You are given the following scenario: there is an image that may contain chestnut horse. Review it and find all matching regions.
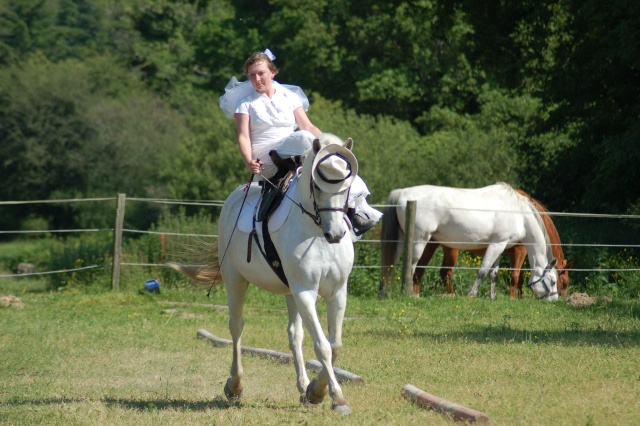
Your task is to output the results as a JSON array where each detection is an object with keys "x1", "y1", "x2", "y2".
[{"x1": 413, "y1": 190, "x2": 573, "y2": 298}]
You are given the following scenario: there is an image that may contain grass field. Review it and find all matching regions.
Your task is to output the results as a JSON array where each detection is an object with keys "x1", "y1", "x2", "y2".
[{"x1": 1, "y1": 280, "x2": 639, "y2": 425}]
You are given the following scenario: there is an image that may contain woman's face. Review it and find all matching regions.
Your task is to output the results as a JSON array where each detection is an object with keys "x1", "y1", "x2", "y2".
[{"x1": 247, "y1": 61, "x2": 275, "y2": 94}]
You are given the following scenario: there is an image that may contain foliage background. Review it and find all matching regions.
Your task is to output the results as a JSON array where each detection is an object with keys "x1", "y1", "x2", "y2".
[{"x1": 1, "y1": 0, "x2": 640, "y2": 294}]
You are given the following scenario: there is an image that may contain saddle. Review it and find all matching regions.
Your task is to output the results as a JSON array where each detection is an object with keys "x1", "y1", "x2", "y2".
[
  {"x1": 249, "y1": 150, "x2": 304, "y2": 287},
  {"x1": 256, "y1": 150, "x2": 303, "y2": 221}
]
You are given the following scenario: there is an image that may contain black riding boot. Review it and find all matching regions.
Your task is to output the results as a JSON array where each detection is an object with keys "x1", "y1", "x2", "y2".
[{"x1": 347, "y1": 207, "x2": 377, "y2": 236}]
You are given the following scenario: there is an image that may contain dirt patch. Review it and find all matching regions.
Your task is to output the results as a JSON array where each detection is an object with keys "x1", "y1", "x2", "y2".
[
  {"x1": 567, "y1": 292, "x2": 596, "y2": 308},
  {"x1": 180, "y1": 313, "x2": 206, "y2": 319},
  {"x1": 161, "y1": 308, "x2": 205, "y2": 319},
  {"x1": 1, "y1": 296, "x2": 26, "y2": 309}
]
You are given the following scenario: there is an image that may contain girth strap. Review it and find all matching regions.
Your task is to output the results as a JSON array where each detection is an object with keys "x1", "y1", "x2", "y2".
[
  {"x1": 246, "y1": 176, "x2": 290, "y2": 288},
  {"x1": 248, "y1": 223, "x2": 289, "y2": 287}
]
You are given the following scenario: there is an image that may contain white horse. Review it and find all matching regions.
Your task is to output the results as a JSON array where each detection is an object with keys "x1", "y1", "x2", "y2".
[
  {"x1": 171, "y1": 134, "x2": 357, "y2": 414},
  {"x1": 380, "y1": 183, "x2": 559, "y2": 301}
]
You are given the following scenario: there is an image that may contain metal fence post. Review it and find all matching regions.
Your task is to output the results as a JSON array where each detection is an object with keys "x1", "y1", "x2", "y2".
[
  {"x1": 111, "y1": 193, "x2": 126, "y2": 291},
  {"x1": 402, "y1": 200, "x2": 417, "y2": 297}
]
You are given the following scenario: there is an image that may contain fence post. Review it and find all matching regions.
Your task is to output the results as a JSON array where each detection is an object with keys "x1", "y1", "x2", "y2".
[
  {"x1": 402, "y1": 200, "x2": 417, "y2": 297},
  {"x1": 111, "y1": 193, "x2": 126, "y2": 291}
]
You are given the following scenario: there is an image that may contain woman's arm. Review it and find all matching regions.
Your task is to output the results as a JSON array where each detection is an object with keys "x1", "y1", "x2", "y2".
[
  {"x1": 235, "y1": 113, "x2": 263, "y2": 174},
  {"x1": 294, "y1": 107, "x2": 322, "y2": 137}
]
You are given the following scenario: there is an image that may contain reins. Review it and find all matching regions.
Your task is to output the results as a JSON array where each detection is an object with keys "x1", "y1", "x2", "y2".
[{"x1": 207, "y1": 169, "x2": 255, "y2": 297}]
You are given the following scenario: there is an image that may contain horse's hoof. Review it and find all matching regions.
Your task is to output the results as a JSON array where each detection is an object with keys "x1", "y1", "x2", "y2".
[
  {"x1": 331, "y1": 403, "x2": 352, "y2": 415},
  {"x1": 300, "y1": 394, "x2": 312, "y2": 405},
  {"x1": 224, "y1": 378, "x2": 243, "y2": 402},
  {"x1": 305, "y1": 379, "x2": 328, "y2": 405}
]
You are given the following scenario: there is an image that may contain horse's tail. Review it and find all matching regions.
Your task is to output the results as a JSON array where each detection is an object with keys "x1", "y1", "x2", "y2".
[
  {"x1": 379, "y1": 189, "x2": 403, "y2": 298},
  {"x1": 167, "y1": 242, "x2": 224, "y2": 287}
]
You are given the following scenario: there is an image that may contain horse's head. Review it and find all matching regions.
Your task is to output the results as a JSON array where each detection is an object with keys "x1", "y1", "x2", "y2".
[
  {"x1": 556, "y1": 259, "x2": 573, "y2": 298},
  {"x1": 306, "y1": 135, "x2": 358, "y2": 243},
  {"x1": 528, "y1": 258, "x2": 559, "y2": 301}
]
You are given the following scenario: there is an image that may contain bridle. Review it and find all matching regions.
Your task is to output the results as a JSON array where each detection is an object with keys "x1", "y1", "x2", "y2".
[
  {"x1": 259, "y1": 171, "x2": 350, "y2": 230},
  {"x1": 299, "y1": 179, "x2": 350, "y2": 228}
]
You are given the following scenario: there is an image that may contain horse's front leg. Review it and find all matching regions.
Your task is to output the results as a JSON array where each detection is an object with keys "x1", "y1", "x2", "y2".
[
  {"x1": 468, "y1": 242, "x2": 507, "y2": 297},
  {"x1": 489, "y1": 256, "x2": 501, "y2": 301},
  {"x1": 322, "y1": 284, "x2": 351, "y2": 413},
  {"x1": 224, "y1": 278, "x2": 249, "y2": 402},
  {"x1": 441, "y1": 246, "x2": 459, "y2": 295},
  {"x1": 284, "y1": 294, "x2": 310, "y2": 403},
  {"x1": 510, "y1": 246, "x2": 527, "y2": 299},
  {"x1": 294, "y1": 288, "x2": 351, "y2": 414}
]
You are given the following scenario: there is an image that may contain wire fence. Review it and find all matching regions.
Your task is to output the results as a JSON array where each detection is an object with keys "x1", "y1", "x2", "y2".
[{"x1": 1, "y1": 195, "x2": 639, "y2": 281}]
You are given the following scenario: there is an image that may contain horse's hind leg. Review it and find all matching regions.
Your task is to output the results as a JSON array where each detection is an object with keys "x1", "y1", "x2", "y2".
[
  {"x1": 224, "y1": 276, "x2": 249, "y2": 402},
  {"x1": 409, "y1": 240, "x2": 429, "y2": 297},
  {"x1": 285, "y1": 295, "x2": 310, "y2": 403},
  {"x1": 296, "y1": 288, "x2": 351, "y2": 414},
  {"x1": 415, "y1": 241, "x2": 439, "y2": 296}
]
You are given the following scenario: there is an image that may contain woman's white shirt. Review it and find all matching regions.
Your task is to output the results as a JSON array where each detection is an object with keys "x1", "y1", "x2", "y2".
[{"x1": 236, "y1": 84, "x2": 303, "y2": 165}]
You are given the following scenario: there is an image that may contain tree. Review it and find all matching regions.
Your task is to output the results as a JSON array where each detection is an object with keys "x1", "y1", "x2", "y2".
[
  {"x1": 0, "y1": 56, "x2": 185, "y2": 229},
  {"x1": 542, "y1": 0, "x2": 640, "y2": 213},
  {"x1": 0, "y1": 0, "x2": 117, "y2": 64}
]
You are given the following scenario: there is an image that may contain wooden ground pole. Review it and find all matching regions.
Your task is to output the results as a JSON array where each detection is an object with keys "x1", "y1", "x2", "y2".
[{"x1": 402, "y1": 384, "x2": 490, "y2": 424}]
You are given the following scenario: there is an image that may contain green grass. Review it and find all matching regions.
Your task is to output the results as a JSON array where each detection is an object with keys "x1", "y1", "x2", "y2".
[{"x1": 1, "y1": 282, "x2": 638, "y2": 425}]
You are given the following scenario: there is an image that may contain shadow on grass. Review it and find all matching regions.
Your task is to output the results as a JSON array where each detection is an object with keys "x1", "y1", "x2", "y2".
[
  {"x1": 102, "y1": 397, "x2": 233, "y2": 411},
  {"x1": 4, "y1": 396, "x2": 233, "y2": 411},
  {"x1": 361, "y1": 324, "x2": 640, "y2": 347},
  {"x1": 412, "y1": 326, "x2": 640, "y2": 347},
  {"x1": 5, "y1": 396, "x2": 305, "y2": 412}
]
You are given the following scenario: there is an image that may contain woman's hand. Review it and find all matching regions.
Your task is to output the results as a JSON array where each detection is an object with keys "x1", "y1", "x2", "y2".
[{"x1": 246, "y1": 158, "x2": 263, "y2": 175}]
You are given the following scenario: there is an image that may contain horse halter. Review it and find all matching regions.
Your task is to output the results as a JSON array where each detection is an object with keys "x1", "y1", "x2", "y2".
[{"x1": 528, "y1": 265, "x2": 558, "y2": 299}]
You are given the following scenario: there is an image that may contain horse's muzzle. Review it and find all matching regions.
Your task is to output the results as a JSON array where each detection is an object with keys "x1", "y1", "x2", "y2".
[{"x1": 324, "y1": 231, "x2": 346, "y2": 244}]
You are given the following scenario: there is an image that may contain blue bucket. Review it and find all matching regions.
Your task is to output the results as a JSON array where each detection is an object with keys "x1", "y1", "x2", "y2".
[{"x1": 144, "y1": 279, "x2": 160, "y2": 294}]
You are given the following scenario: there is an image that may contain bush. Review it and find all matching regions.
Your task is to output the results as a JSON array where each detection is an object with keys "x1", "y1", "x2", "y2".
[
  {"x1": 48, "y1": 233, "x2": 112, "y2": 292},
  {"x1": 0, "y1": 238, "x2": 60, "y2": 275},
  {"x1": 583, "y1": 248, "x2": 640, "y2": 298},
  {"x1": 348, "y1": 238, "x2": 382, "y2": 298},
  {"x1": 121, "y1": 207, "x2": 217, "y2": 291}
]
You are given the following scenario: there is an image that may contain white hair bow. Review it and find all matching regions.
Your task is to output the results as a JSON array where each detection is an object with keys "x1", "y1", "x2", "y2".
[{"x1": 264, "y1": 48, "x2": 276, "y2": 61}]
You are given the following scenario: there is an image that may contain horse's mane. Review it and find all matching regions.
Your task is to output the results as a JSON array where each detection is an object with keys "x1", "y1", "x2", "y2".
[
  {"x1": 516, "y1": 189, "x2": 564, "y2": 262},
  {"x1": 496, "y1": 182, "x2": 553, "y2": 261}
]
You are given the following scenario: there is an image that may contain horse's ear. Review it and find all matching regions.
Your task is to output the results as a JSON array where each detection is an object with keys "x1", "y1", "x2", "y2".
[
  {"x1": 565, "y1": 260, "x2": 574, "y2": 270},
  {"x1": 313, "y1": 138, "x2": 322, "y2": 154},
  {"x1": 548, "y1": 258, "x2": 558, "y2": 269},
  {"x1": 345, "y1": 137, "x2": 354, "y2": 151}
]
